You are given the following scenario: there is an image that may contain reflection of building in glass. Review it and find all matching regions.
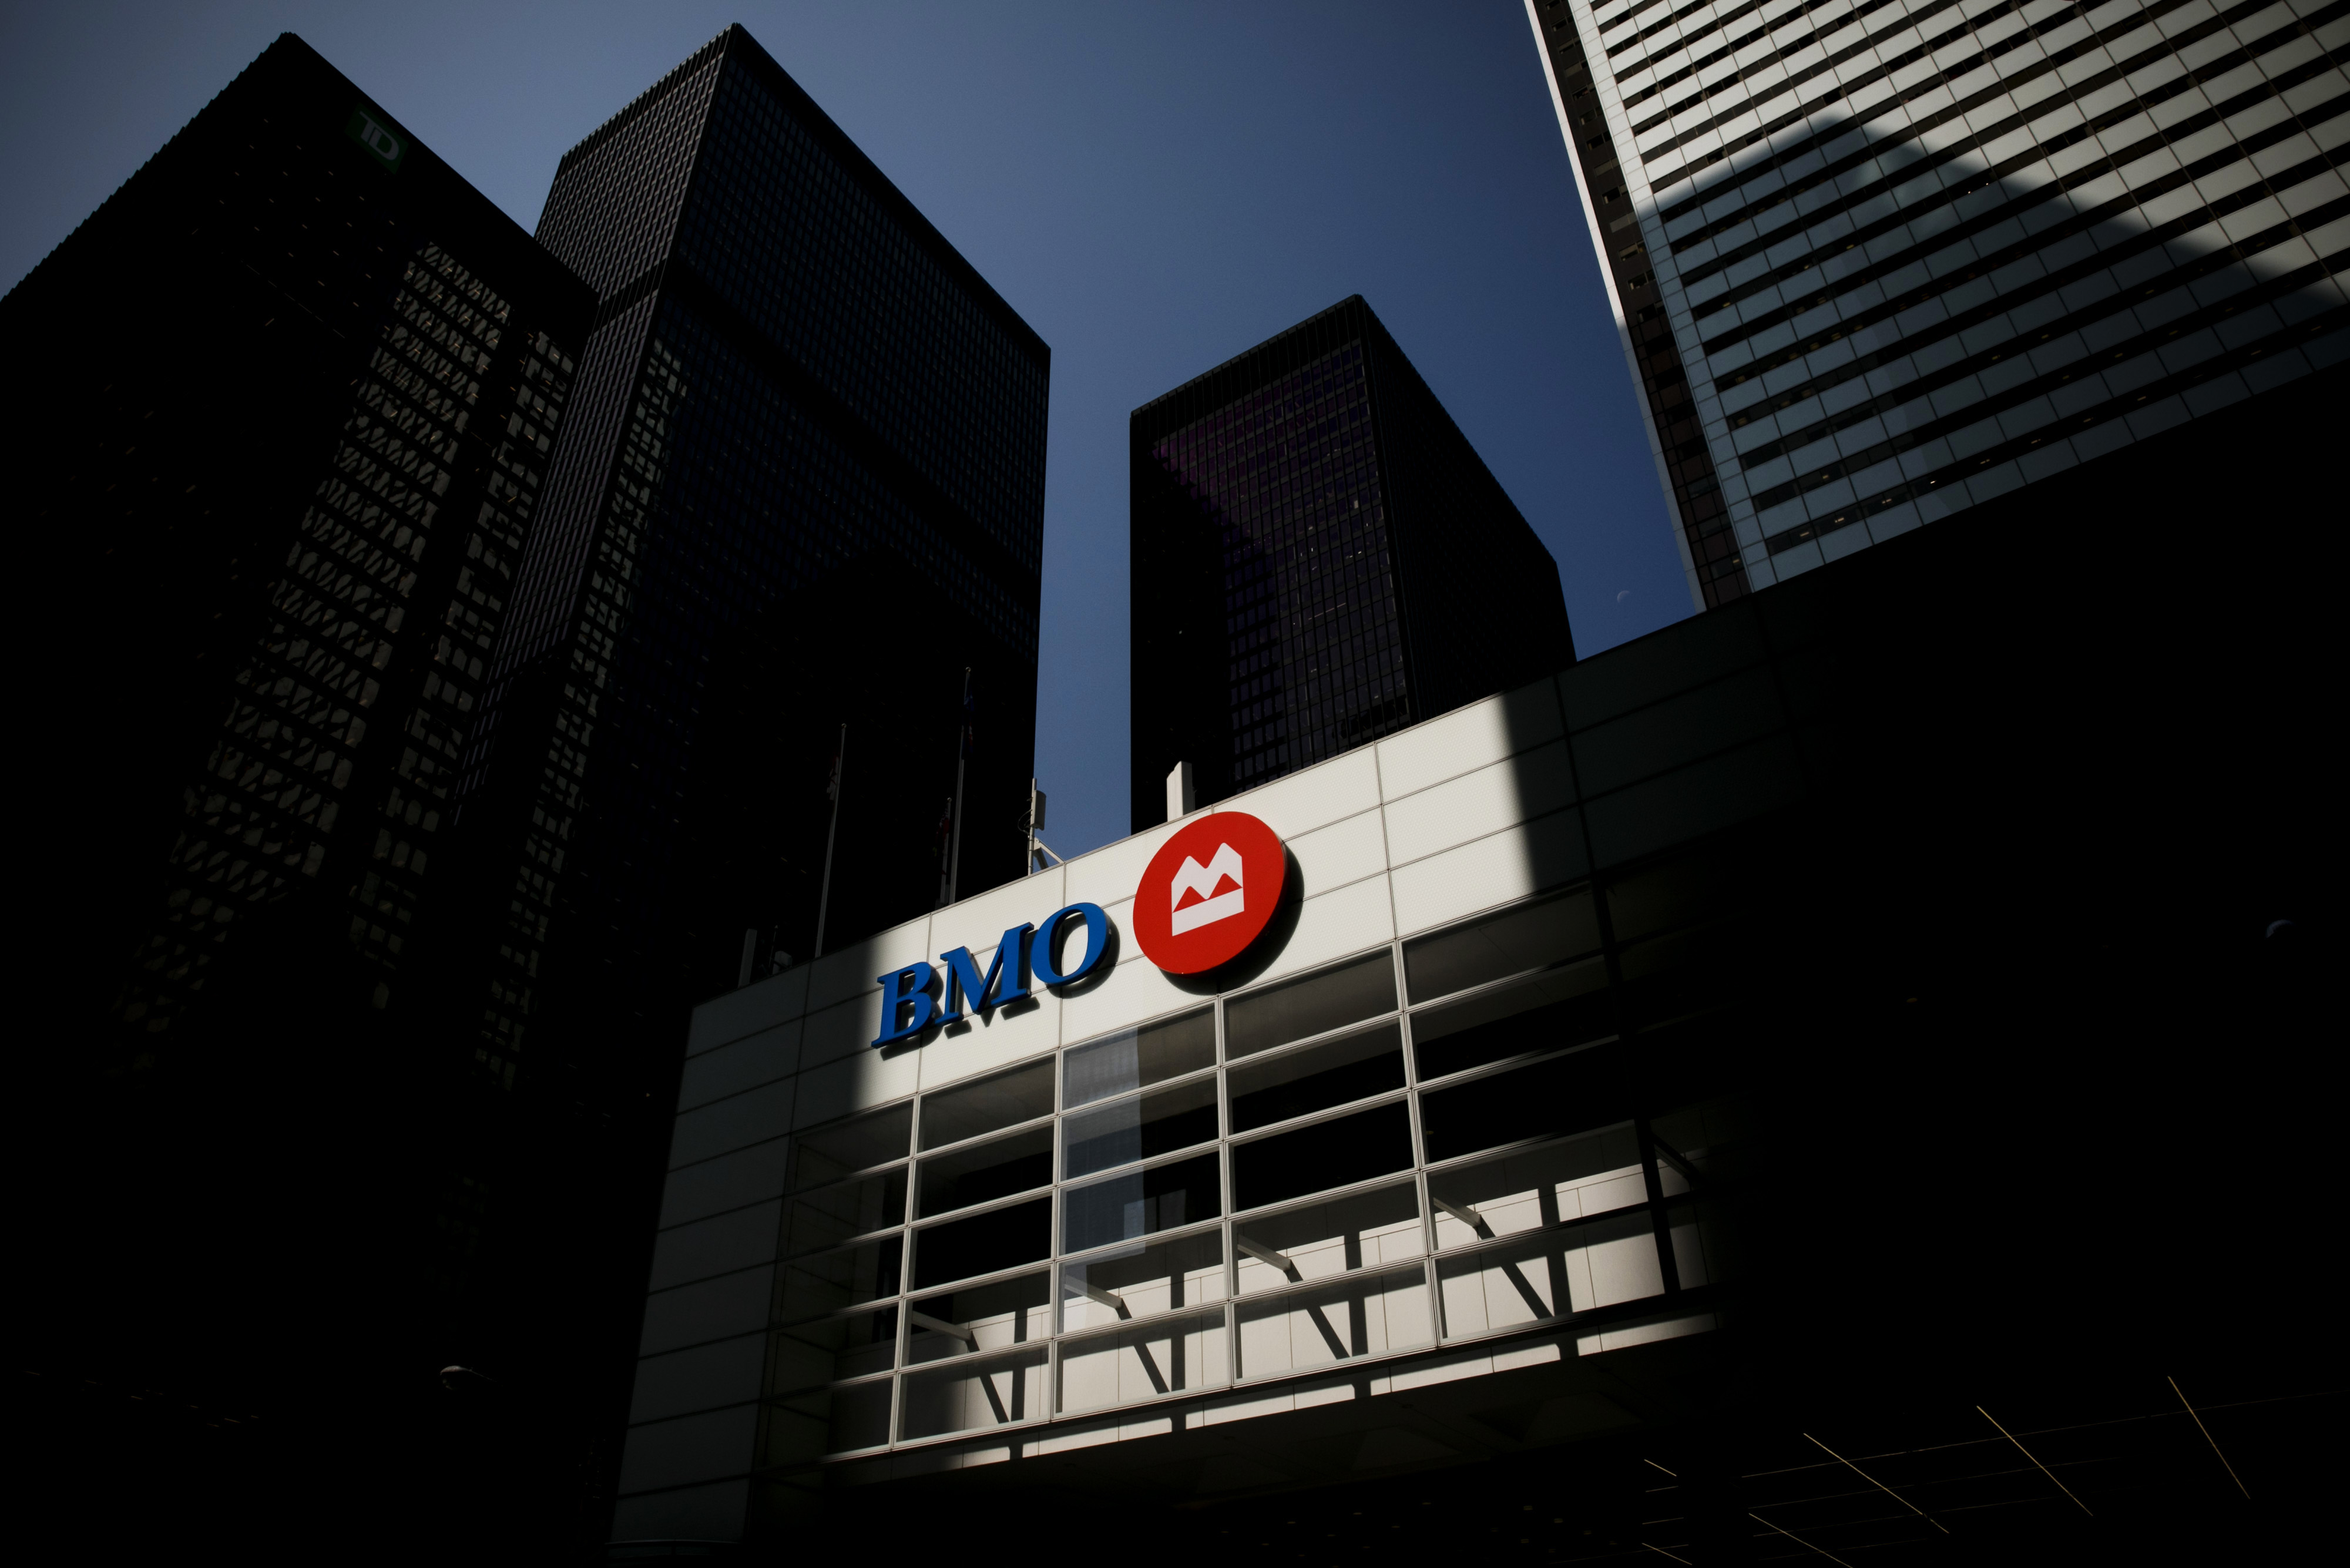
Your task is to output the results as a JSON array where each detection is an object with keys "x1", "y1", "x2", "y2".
[
  {"x1": 430, "y1": 21, "x2": 1049, "y2": 1498},
  {"x1": 1130, "y1": 296, "x2": 1575, "y2": 832},
  {"x1": 1528, "y1": 0, "x2": 2349, "y2": 610},
  {"x1": 12, "y1": 29, "x2": 592, "y2": 1540}
]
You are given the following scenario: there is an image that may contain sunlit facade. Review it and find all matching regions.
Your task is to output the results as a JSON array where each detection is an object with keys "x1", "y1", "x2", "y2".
[
  {"x1": 617, "y1": 640, "x2": 1771, "y2": 1540},
  {"x1": 1529, "y1": 0, "x2": 2349, "y2": 608}
]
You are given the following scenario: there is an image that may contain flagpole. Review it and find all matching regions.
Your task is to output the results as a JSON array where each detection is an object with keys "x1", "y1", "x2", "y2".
[
  {"x1": 945, "y1": 667, "x2": 972, "y2": 905},
  {"x1": 813, "y1": 723, "x2": 845, "y2": 959}
]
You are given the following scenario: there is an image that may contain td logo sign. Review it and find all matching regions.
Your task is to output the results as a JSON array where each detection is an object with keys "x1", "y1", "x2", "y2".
[{"x1": 871, "y1": 811, "x2": 1287, "y2": 1047}]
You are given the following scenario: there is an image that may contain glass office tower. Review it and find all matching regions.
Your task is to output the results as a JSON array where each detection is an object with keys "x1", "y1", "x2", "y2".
[
  {"x1": 434, "y1": 22, "x2": 1050, "y2": 1505},
  {"x1": 9, "y1": 32, "x2": 593, "y2": 1546},
  {"x1": 1130, "y1": 296, "x2": 1575, "y2": 834},
  {"x1": 1528, "y1": 0, "x2": 2348, "y2": 609}
]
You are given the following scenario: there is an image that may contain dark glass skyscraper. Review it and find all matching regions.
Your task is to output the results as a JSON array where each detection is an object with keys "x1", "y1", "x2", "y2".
[
  {"x1": 427, "y1": 22, "x2": 1050, "y2": 1507},
  {"x1": 1130, "y1": 296, "x2": 1573, "y2": 831},
  {"x1": 9, "y1": 31, "x2": 593, "y2": 1547}
]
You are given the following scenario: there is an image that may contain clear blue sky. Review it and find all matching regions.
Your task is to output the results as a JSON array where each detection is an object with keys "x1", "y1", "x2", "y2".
[{"x1": 2, "y1": 1, "x2": 1693, "y2": 860}]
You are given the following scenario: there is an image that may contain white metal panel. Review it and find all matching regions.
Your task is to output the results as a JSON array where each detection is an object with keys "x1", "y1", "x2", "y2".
[
  {"x1": 1283, "y1": 806, "x2": 1388, "y2": 899},
  {"x1": 657, "y1": 1137, "x2": 790, "y2": 1228},
  {"x1": 1221, "y1": 746, "x2": 1382, "y2": 840},
  {"x1": 628, "y1": 1331, "x2": 768, "y2": 1424},
  {"x1": 644, "y1": 1201, "x2": 783, "y2": 1292},
  {"x1": 1251, "y1": 875, "x2": 1395, "y2": 985},
  {"x1": 1376, "y1": 680, "x2": 1563, "y2": 801},
  {"x1": 676, "y1": 1021, "x2": 800, "y2": 1112},
  {"x1": 1389, "y1": 810, "x2": 1587, "y2": 938},
  {"x1": 686, "y1": 965, "x2": 807, "y2": 1055},
  {"x1": 613, "y1": 1404, "x2": 760, "y2": 1496},
  {"x1": 807, "y1": 912, "x2": 931, "y2": 1015},
  {"x1": 637, "y1": 1264, "x2": 775, "y2": 1356},
  {"x1": 667, "y1": 1077, "x2": 794, "y2": 1169},
  {"x1": 1381, "y1": 741, "x2": 1577, "y2": 868},
  {"x1": 798, "y1": 989, "x2": 885, "y2": 1072},
  {"x1": 792, "y1": 1039, "x2": 921, "y2": 1127}
]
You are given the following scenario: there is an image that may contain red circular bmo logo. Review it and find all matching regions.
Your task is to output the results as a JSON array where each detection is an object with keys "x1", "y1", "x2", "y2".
[{"x1": 1133, "y1": 812, "x2": 1287, "y2": 974}]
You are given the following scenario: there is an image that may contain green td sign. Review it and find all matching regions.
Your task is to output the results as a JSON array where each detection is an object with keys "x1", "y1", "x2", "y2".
[{"x1": 346, "y1": 106, "x2": 405, "y2": 172}]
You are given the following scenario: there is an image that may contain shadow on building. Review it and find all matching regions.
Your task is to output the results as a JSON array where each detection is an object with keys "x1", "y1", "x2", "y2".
[{"x1": 738, "y1": 355, "x2": 2341, "y2": 1564}]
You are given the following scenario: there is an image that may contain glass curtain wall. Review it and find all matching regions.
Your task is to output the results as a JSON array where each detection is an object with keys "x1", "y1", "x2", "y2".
[{"x1": 757, "y1": 876, "x2": 1735, "y2": 1468}]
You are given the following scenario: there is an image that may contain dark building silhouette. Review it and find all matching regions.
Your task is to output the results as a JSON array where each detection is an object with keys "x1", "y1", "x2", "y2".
[
  {"x1": 9, "y1": 31, "x2": 593, "y2": 1549},
  {"x1": 1130, "y1": 296, "x2": 1572, "y2": 832},
  {"x1": 421, "y1": 21, "x2": 1050, "y2": 1520}
]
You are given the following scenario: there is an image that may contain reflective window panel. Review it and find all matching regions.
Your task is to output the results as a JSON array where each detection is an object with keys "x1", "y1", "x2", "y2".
[
  {"x1": 1223, "y1": 953, "x2": 1396, "y2": 1059},
  {"x1": 1060, "y1": 1075, "x2": 1218, "y2": 1180},
  {"x1": 1063, "y1": 1008, "x2": 1216, "y2": 1107}
]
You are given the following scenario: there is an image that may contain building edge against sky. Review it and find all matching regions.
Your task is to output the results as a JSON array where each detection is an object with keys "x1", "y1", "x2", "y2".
[
  {"x1": 1129, "y1": 296, "x2": 1574, "y2": 835},
  {"x1": 14, "y1": 22, "x2": 1052, "y2": 1550},
  {"x1": 11, "y1": 31, "x2": 600, "y2": 1549},
  {"x1": 1526, "y1": 0, "x2": 2350, "y2": 611},
  {"x1": 412, "y1": 21, "x2": 1053, "y2": 1523}
]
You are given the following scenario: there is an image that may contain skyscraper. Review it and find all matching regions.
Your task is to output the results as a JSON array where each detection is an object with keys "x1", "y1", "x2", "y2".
[
  {"x1": 1528, "y1": 0, "x2": 2348, "y2": 610},
  {"x1": 1130, "y1": 296, "x2": 1574, "y2": 834},
  {"x1": 430, "y1": 21, "x2": 1050, "y2": 1502},
  {"x1": 10, "y1": 31, "x2": 593, "y2": 1544}
]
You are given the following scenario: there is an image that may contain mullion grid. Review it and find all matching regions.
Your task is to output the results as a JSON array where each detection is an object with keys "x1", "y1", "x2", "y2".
[{"x1": 800, "y1": 908, "x2": 1694, "y2": 1461}]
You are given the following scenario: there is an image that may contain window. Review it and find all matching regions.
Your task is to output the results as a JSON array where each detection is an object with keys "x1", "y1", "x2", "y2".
[{"x1": 763, "y1": 878, "x2": 1720, "y2": 1452}]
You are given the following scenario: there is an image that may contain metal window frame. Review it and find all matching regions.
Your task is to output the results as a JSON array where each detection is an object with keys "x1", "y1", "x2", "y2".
[{"x1": 756, "y1": 881, "x2": 1720, "y2": 1459}]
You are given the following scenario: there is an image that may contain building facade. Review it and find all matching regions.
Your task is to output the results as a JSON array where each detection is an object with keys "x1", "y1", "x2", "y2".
[
  {"x1": 424, "y1": 22, "x2": 1053, "y2": 1510},
  {"x1": 1129, "y1": 297, "x2": 1575, "y2": 834},
  {"x1": 10, "y1": 31, "x2": 595, "y2": 1546},
  {"x1": 1527, "y1": 0, "x2": 2349, "y2": 610},
  {"x1": 620, "y1": 653, "x2": 1739, "y2": 1544},
  {"x1": 610, "y1": 359, "x2": 2338, "y2": 1554}
]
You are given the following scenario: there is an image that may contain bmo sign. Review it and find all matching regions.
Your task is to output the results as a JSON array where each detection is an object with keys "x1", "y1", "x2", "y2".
[
  {"x1": 1131, "y1": 812, "x2": 1286, "y2": 973},
  {"x1": 872, "y1": 812, "x2": 1286, "y2": 1046}
]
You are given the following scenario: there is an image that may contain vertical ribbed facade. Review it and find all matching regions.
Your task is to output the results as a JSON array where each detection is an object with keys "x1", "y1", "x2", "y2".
[
  {"x1": 436, "y1": 24, "x2": 1050, "y2": 1513},
  {"x1": 1529, "y1": 0, "x2": 2349, "y2": 607},
  {"x1": 1130, "y1": 297, "x2": 1574, "y2": 834}
]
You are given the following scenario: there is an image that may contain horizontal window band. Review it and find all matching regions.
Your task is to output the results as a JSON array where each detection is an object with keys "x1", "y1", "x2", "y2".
[
  {"x1": 1623, "y1": 0, "x2": 1906, "y2": 110},
  {"x1": 1629, "y1": 0, "x2": 1962, "y2": 134},
  {"x1": 1599, "y1": 0, "x2": 1681, "y2": 39},
  {"x1": 1761, "y1": 302, "x2": 2346, "y2": 555},
  {"x1": 1677, "y1": 10, "x2": 2341, "y2": 288},
  {"x1": 1606, "y1": 0, "x2": 1768, "y2": 64},
  {"x1": 1742, "y1": 244, "x2": 2348, "y2": 512},
  {"x1": 1698, "y1": 109, "x2": 2349, "y2": 362},
  {"x1": 1637, "y1": 0, "x2": 2037, "y2": 173},
  {"x1": 1687, "y1": 38, "x2": 2343, "y2": 316},
  {"x1": 1733, "y1": 206, "x2": 2350, "y2": 468},
  {"x1": 1650, "y1": 0, "x2": 2212, "y2": 210},
  {"x1": 1711, "y1": 149, "x2": 2350, "y2": 405}
]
